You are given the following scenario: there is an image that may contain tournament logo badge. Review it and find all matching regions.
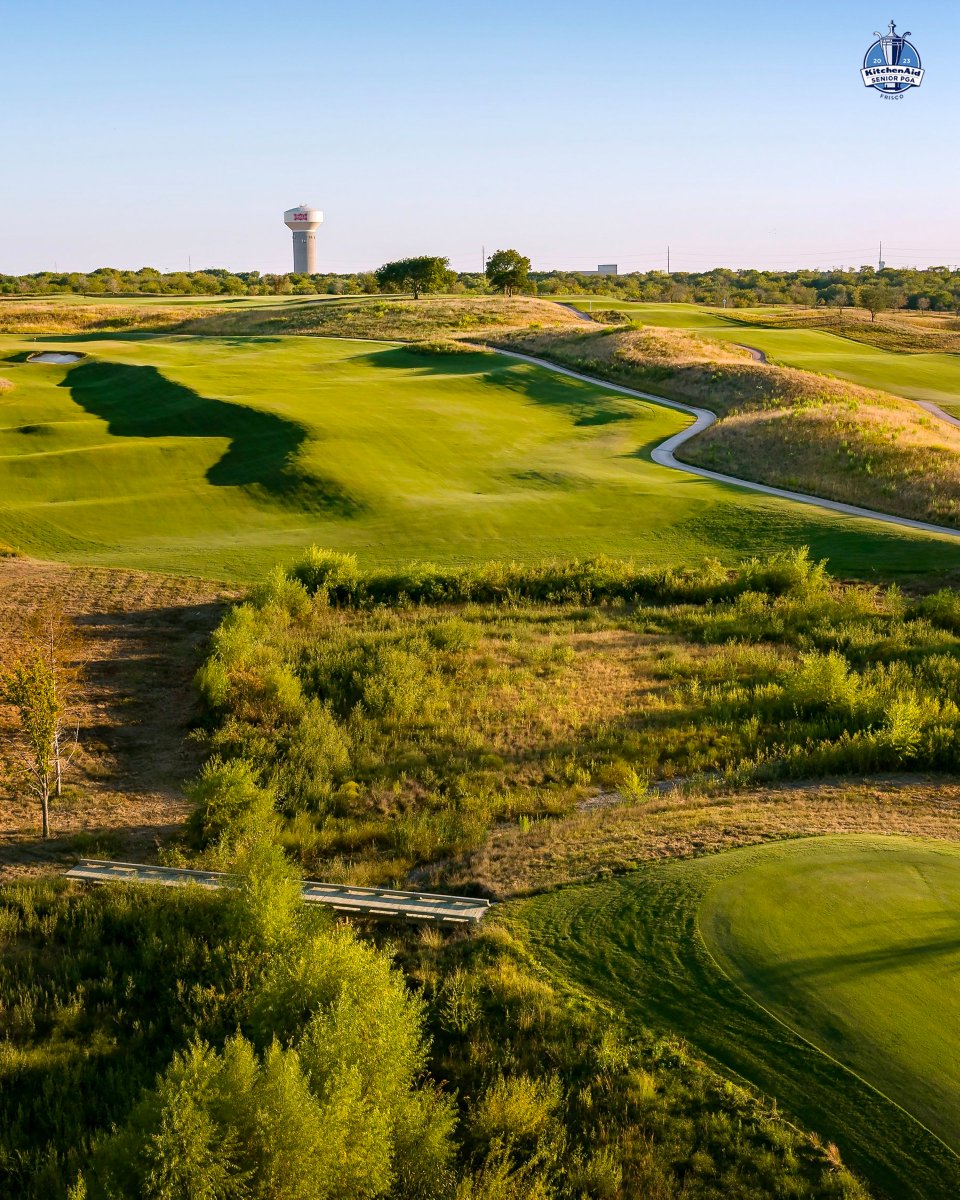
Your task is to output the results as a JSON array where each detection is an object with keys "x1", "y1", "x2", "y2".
[{"x1": 862, "y1": 21, "x2": 923, "y2": 98}]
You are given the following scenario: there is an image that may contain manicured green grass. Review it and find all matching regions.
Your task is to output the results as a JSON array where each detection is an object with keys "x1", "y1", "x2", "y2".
[
  {"x1": 509, "y1": 835, "x2": 960, "y2": 1199},
  {"x1": 700, "y1": 837, "x2": 960, "y2": 1152},
  {"x1": 560, "y1": 300, "x2": 960, "y2": 407},
  {"x1": 2, "y1": 333, "x2": 960, "y2": 582}
]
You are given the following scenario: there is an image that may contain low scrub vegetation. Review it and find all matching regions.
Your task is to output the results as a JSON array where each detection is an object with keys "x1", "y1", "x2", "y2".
[
  {"x1": 10, "y1": 548, "x2": 943, "y2": 1197},
  {"x1": 0, "y1": 848, "x2": 455, "y2": 1199},
  {"x1": 495, "y1": 323, "x2": 960, "y2": 527},
  {"x1": 191, "y1": 547, "x2": 960, "y2": 889}
]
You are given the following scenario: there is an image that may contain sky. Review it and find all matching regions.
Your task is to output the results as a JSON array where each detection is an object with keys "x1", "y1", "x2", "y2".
[{"x1": 2, "y1": 0, "x2": 958, "y2": 275}]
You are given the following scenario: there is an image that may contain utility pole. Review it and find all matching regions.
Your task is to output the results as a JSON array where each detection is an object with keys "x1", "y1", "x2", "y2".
[
  {"x1": 481, "y1": 245, "x2": 485, "y2": 277},
  {"x1": 878, "y1": 240, "x2": 883, "y2": 272},
  {"x1": 667, "y1": 245, "x2": 671, "y2": 274}
]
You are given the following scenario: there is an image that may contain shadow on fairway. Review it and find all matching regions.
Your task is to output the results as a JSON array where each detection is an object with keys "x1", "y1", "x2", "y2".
[
  {"x1": 61, "y1": 360, "x2": 363, "y2": 515},
  {"x1": 364, "y1": 346, "x2": 637, "y2": 427}
]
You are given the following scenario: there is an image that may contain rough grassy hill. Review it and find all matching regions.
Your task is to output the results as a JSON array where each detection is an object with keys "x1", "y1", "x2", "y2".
[
  {"x1": 0, "y1": 296, "x2": 582, "y2": 340},
  {"x1": 495, "y1": 323, "x2": 960, "y2": 527},
  {"x1": 185, "y1": 295, "x2": 584, "y2": 340}
]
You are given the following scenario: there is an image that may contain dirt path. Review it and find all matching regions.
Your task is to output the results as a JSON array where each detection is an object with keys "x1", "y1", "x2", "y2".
[{"x1": 0, "y1": 559, "x2": 238, "y2": 878}]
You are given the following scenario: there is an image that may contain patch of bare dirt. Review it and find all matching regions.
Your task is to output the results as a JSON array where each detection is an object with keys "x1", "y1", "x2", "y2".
[
  {"x1": 453, "y1": 775, "x2": 960, "y2": 898},
  {"x1": 0, "y1": 558, "x2": 239, "y2": 879}
]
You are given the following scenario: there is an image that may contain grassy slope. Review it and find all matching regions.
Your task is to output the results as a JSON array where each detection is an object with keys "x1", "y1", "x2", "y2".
[
  {"x1": 0, "y1": 295, "x2": 583, "y2": 341},
  {"x1": 558, "y1": 300, "x2": 960, "y2": 409},
  {"x1": 2, "y1": 333, "x2": 959, "y2": 581},
  {"x1": 509, "y1": 835, "x2": 960, "y2": 1200}
]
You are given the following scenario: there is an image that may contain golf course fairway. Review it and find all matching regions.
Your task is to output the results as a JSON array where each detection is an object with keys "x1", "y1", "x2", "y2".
[
  {"x1": 3, "y1": 334, "x2": 960, "y2": 582},
  {"x1": 510, "y1": 835, "x2": 960, "y2": 1198}
]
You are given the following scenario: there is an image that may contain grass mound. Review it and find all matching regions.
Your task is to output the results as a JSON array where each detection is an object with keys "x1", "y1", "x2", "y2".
[
  {"x1": 0, "y1": 303, "x2": 195, "y2": 335},
  {"x1": 511, "y1": 835, "x2": 960, "y2": 1198},
  {"x1": 180, "y1": 295, "x2": 583, "y2": 340},
  {"x1": 0, "y1": 296, "x2": 582, "y2": 341}
]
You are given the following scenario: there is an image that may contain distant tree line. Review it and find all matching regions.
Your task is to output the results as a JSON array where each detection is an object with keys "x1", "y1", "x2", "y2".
[{"x1": 5, "y1": 260, "x2": 960, "y2": 313}]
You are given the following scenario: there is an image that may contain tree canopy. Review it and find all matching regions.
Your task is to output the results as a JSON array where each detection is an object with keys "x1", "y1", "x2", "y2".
[
  {"x1": 485, "y1": 249, "x2": 531, "y2": 297},
  {"x1": 374, "y1": 257, "x2": 456, "y2": 299},
  {"x1": 859, "y1": 283, "x2": 893, "y2": 322},
  {"x1": 6, "y1": 260, "x2": 960, "y2": 314}
]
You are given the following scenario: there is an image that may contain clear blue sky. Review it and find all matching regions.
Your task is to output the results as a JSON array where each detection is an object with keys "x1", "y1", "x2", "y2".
[{"x1": 3, "y1": 0, "x2": 958, "y2": 274}]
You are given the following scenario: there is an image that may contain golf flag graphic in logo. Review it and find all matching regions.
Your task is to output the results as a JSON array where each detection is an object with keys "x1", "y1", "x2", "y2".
[{"x1": 862, "y1": 21, "x2": 923, "y2": 96}]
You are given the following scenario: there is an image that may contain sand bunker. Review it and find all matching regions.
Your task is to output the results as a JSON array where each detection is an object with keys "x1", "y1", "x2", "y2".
[{"x1": 28, "y1": 352, "x2": 83, "y2": 364}]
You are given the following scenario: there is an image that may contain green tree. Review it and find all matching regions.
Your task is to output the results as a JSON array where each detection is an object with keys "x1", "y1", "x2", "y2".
[
  {"x1": 4, "y1": 607, "x2": 80, "y2": 838},
  {"x1": 822, "y1": 284, "x2": 850, "y2": 323},
  {"x1": 91, "y1": 849, "x2": 457, "y2": 1200},
  {"x1": 375, "y1": 257, "x2": 455, "y2": 299},
  {"x1": 859, "y1": 284, "x2": 892, "y2": 322},
  {"x1": 485, "y1": 249, "x2": 531, "y2": 297}
]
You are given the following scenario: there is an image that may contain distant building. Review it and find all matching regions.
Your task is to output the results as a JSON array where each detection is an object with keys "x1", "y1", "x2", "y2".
[{"x1": 579, "y1": 264, "x2": 619, "y2": 277}]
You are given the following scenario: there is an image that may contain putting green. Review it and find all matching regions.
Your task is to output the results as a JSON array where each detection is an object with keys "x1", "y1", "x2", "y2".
[
  {"x1": 2, "y1": 334, "x2": 960, "y2": 582},
  {"x1": 700, "y1": 838, "x2": 960, "y2": 1152},
  {"x1": 511, "y1": 835, "x2": 960, "y2": 1198}
]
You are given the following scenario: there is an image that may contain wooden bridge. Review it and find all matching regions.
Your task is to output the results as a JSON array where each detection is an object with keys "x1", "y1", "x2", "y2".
[{"x1": 65, "y1": 859, "x2": 491, "y2": 926}]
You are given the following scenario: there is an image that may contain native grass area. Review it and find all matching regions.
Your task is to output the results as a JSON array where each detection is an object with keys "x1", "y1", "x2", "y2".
[{"x1": 3, "y1": 297, "x2": 960, "y2": 1198}]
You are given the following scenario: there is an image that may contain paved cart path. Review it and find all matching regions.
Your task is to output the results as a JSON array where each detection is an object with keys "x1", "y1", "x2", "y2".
[
  {"x1": 737, "y1": 338, "x2": 960, "y2": 436},
  {"x1": 487, "y1": 346, "x2": 960, "y2": 542},
  {"x1": 916, "y1": 399, "x2": 960, "y2": 429}
]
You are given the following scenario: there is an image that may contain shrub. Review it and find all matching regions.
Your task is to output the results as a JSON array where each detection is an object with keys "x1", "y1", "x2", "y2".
[
  {"x1": 468, "y1": 1073, "x2": 563, "y2": 1150},
  {"x1": 290, "y1": 547, "x2": 362, "y2": 603},
  {"x1": 786, "y1": 651, "x2": 858, "y2": 714}
]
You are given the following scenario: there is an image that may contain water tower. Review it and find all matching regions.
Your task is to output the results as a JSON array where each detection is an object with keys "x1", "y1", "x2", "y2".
[{"x1": 283, "y1": 204, "x2": 323, "y2": 274}]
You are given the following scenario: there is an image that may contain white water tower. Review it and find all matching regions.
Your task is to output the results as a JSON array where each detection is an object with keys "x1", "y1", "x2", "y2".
[{"x1": 283, "y1": 204, "x2": 323, "y2": 273}]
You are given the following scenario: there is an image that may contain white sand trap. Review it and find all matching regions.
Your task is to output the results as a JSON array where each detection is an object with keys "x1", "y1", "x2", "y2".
[{"x1": 28, "y1": 352, "x2": 83, "y2": 364}]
